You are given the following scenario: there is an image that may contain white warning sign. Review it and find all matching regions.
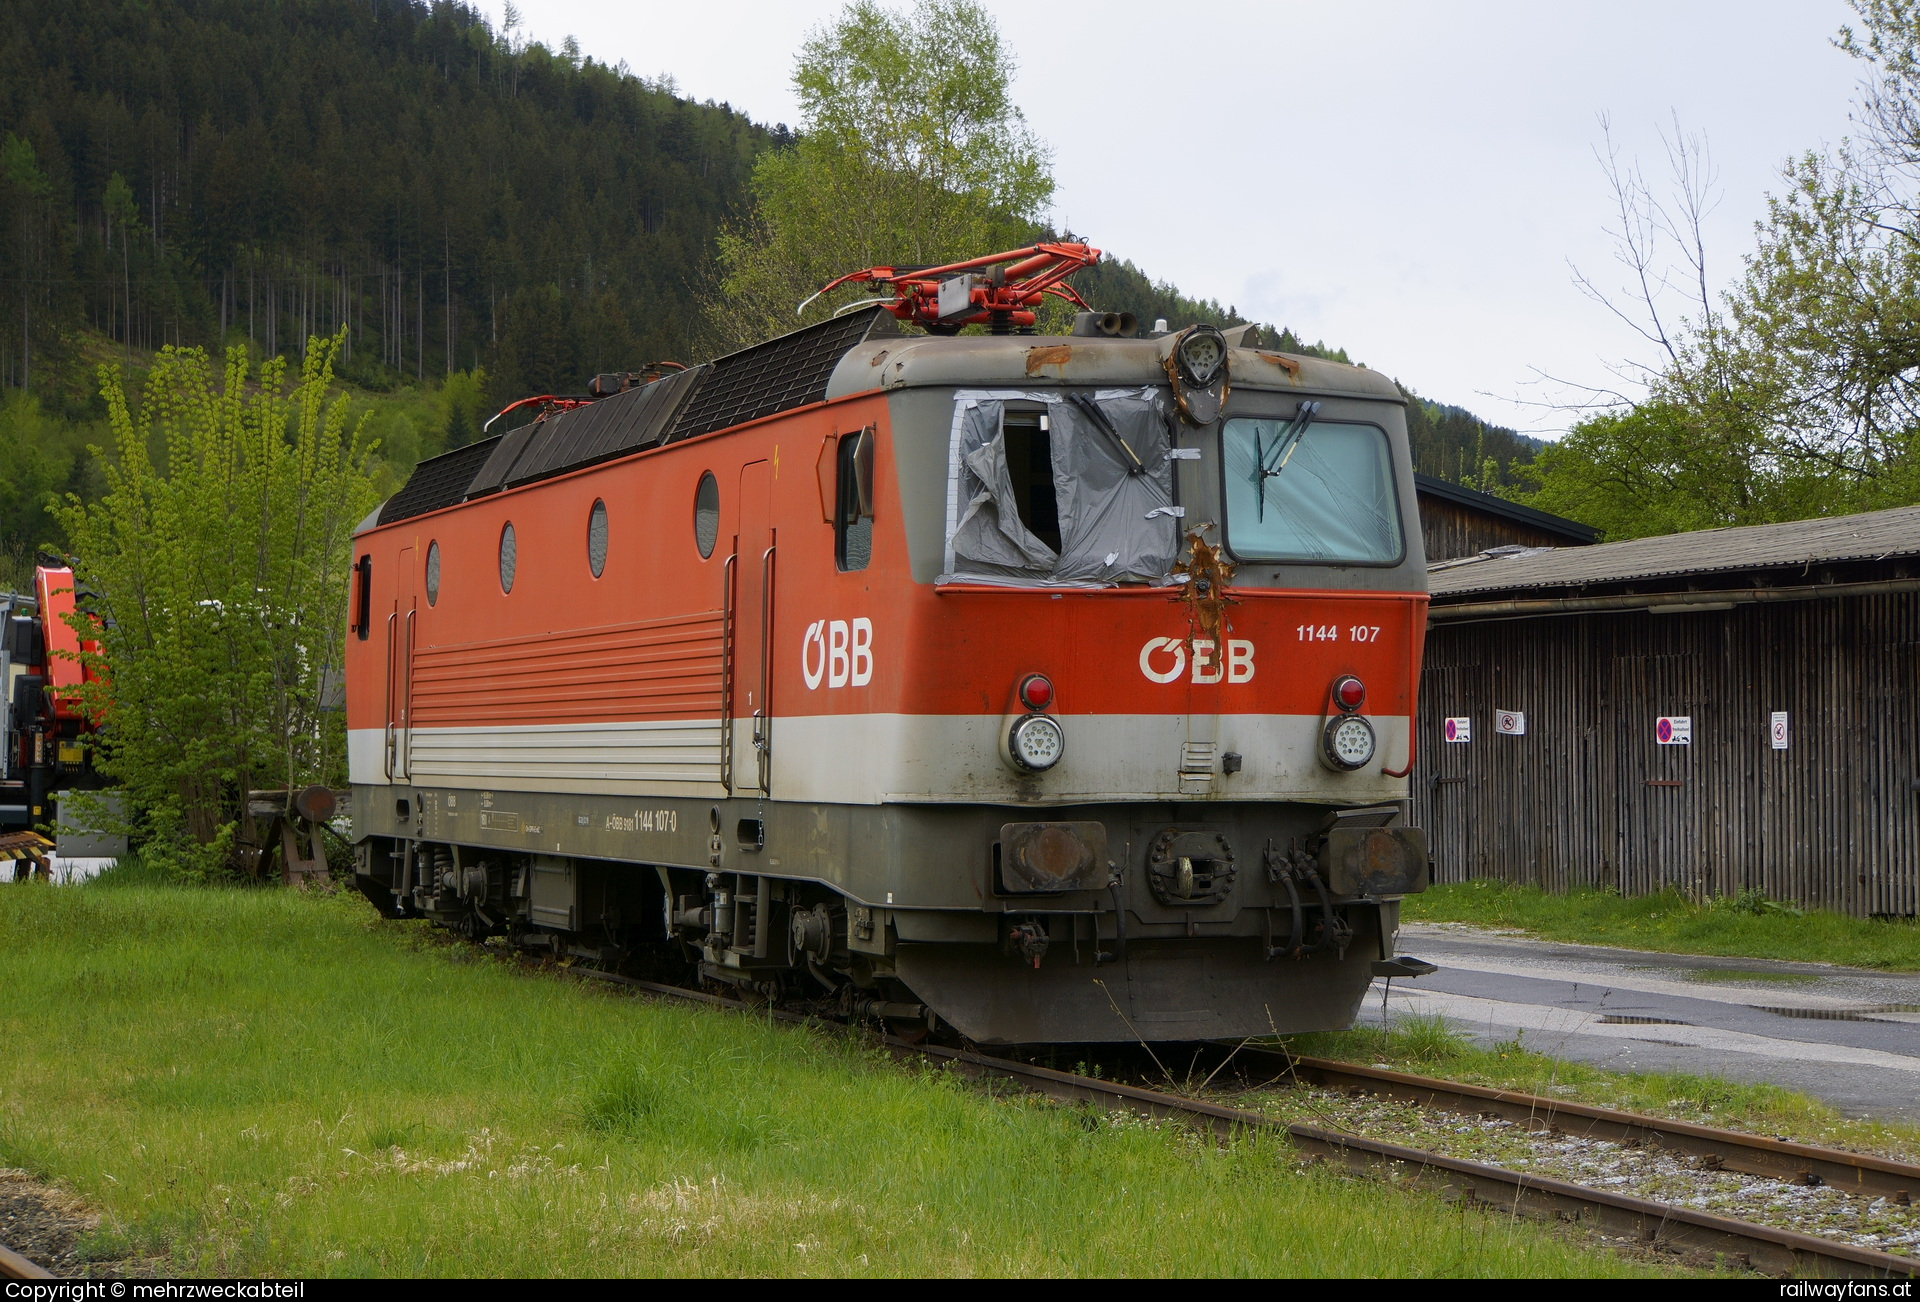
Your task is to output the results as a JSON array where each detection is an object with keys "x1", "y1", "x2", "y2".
[
  {"x1": 1495, "y1": 710, "x2": 1526, "y2": 736},
  {"x1": 1770, "y1": 711, "x2": 1789, "y2": 750},
  {"x1": 1444, "y1": 717, "x2": 1471, "y2": 743},
  {"x1": 1656, "y1": 716, "x2": 1692, "y2": 745}
]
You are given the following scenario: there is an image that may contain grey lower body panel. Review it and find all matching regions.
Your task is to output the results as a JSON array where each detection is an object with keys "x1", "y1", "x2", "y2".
[
  {"x1": 897, "y1": 937, "x2": 1373, "y2": 1044},
  {"x1": 354, "y1": 782, "x2": 1414, "y2": 1042},
  {"x1": 352, "y1": 784, "x2": 1418, "y2": 911}
]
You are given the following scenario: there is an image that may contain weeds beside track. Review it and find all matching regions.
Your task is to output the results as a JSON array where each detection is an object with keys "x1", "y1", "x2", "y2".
[
  {"x1": 0, "y1": 884, "x2": 1656, "y2": 1278},
  {"x1": 574, "y1": 969, "x2": 1919, "y2": 1279}
]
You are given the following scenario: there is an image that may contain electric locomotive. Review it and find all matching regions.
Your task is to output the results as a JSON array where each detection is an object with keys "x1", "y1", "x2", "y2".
[{"x1": 346, "y1": 243, "x2": 1431, "y2": 1043}]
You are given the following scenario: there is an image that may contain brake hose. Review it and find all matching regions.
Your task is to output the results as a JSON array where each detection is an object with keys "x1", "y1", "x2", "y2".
[
  {"x1": 1299, "y1": 861, "x2": 1336, "y2": 956},
  {"x1": 1098, "y1": 880, "x2": 1128, "y2": 965},
  {"x1": 1275, "y1": 868, "x2": 1304, "y2": 959}
]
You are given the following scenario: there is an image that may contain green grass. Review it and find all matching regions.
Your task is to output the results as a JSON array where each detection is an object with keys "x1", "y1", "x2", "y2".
[
  {"x1": 0, "y1": 884, "x2": 1664, "y2": 1278},
  {"x1": 1279, "y1": 1014, "x2": 1920, "y2": 1163},
  {"x1": 1403, "y1": 880, "x2": 1920, "y2": 971}
]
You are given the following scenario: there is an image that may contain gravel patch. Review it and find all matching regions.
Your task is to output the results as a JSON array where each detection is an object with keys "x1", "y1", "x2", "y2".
[
  {"x1": 0, "y1": 1170, "x2": 154, "y2": 1278},
  {"x1": 1246, "y1": 1088, "x2": 1920, "y2": 1258}
]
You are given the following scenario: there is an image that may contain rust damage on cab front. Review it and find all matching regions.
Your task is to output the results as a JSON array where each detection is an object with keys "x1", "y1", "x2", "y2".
[
  {"x1": 1024, "y1": 344, "x2": 1074, "y2": 377},
  {"x1": 1255, "y1": 351, "x2": 1301, "y2": 379},
  {"x1": 1170, "y1": 525, "x2": 1237, "y2": 649}
]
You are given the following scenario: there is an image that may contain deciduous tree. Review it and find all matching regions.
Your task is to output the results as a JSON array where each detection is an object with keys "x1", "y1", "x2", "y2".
[
  {"x1": 1526, "y1": 5, "x2": 1920, "y2": 538},
  {"x1": 709, "y1": 0, "x2": 1053, "y2": 348},
  {"x1": 56, "y1": 330, "x2": 378, "y2": 877}
]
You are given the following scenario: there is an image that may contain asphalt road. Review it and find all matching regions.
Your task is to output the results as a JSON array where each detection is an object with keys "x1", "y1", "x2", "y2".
[{"x1": 1377, "y1": 922, "x2": 1920, "y2": 1122}]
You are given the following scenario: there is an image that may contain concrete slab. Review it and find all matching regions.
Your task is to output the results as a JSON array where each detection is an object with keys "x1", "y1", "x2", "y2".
[{"x1": 1375, "y1": 922, "x2": 1920, "y2": 1122}]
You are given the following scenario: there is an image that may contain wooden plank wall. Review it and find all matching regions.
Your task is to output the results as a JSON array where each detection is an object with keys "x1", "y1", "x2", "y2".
[
  {"x1": 1419, "y1": 496, "x2": 1584, "y2": 562},
  {"x1": 1411, "y1": 592, "x2": 1920, "y2": 916}
]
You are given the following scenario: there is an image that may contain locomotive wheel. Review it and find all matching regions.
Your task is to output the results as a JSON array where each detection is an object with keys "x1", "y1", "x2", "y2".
[{"x1": 885, "y1": 1021, "x2": 929, "y2": 1046}]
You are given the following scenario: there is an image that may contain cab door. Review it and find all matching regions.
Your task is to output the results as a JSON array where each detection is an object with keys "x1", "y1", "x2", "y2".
[
  {"x1": 731, "y1": 462, "x2": 774, "y2": 793},
  {"x1": 386, "y1": 546, "x2": 416, "y2": 781}
]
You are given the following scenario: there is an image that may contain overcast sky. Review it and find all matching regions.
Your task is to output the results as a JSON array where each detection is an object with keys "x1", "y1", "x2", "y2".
[{"x1": 490, "y1": 1, "x2": 1865, "y2": 436}]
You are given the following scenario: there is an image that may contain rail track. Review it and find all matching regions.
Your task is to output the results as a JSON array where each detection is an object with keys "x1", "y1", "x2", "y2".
[
  {"x1": 0, "y1": 1239, "x2": 53, "y2": 1280},
  {"x1": 1253, "y1": 1050, "x2": 1920, "y2": 1203},
  {"x1": 574, "y1": 967, "x2": 1919, "y2": 1279}
]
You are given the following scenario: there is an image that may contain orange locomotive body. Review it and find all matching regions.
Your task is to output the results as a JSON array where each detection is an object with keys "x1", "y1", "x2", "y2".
[{"x1": 348, "y1": 308, "x2": 1431, "y2": 1042}]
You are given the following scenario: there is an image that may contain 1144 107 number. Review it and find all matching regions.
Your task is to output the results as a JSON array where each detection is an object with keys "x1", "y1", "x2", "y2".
[{"x1": 1297, "y1": 624, "x2": 1380, "y2": 642}]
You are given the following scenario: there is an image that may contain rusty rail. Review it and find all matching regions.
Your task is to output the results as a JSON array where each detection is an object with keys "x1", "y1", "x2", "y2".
[
  {"x1": 565, "y1": 969, "x2": 1916, "y2": 1279},
  {"x1": 1251, "y1": 1050, "x2": 1920, "y2": 1203},
  {"x1": 0, "y1": 1240, "x2": 54, "y2": 1280},
  {"x1": 909, "y1": 1041, "x2": 1915, "y2": 1279}
]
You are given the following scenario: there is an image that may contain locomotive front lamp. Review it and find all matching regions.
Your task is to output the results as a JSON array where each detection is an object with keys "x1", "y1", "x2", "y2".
[
  {"x1": 1175, "y1": 324, "x2": 1228, "y2": 388},
  {"x1": 1018, "y1": 673, "x2": 1054, "y2": 710},
  {"x1": 1008, "y1": 713, "x2": 1065, "y2": 772},
  {"x1": 1333, "y1": 675, "x2": 1366, "y2": 711},
  {"x1": 1323, "y1": 714, "x2": 1377, "y2": 771}
]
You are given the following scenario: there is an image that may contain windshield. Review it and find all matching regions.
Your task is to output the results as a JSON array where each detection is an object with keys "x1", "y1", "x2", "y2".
[
  {"x1": 943, "y1": 389, "x2": 1179, "y2": 585},
  {"x1": 1221, "y1": 417, "x2": 1403, "y2": 564}
]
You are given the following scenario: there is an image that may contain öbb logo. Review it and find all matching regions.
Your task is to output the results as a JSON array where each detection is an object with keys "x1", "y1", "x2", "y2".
[
  {"x1": 802, "y1": 618, "x2": 873, "y2": 689},
  {"x1": 1139, "y1": 637, "x2": 1255, "y2": 684}
]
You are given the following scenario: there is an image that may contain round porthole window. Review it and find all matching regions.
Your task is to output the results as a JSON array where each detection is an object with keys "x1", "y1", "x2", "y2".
[
  {"x1": 499, "y1": 521, "x2": 517, "y2": 593},
  {"x1": 425, "y1": 540, "x2": 441, "y2": 606},
  {"x1": 588, "y1": 499, "x2": 608, "y2": 577},
  {"x1": 694, "y1": 472, "x2": 719, "y2": 559}
]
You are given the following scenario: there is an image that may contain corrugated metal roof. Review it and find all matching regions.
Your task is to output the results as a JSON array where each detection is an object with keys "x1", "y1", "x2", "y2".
[{"x1": 1428, "y1": 504, "x2": 1920, "y2": 599}]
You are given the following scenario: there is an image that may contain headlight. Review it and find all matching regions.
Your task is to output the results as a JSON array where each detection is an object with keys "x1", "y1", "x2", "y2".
[
  {"x1": 1323, "y1": 714, "x2": 1376, "y2": 771},
  {"x1": 1176, "y1": 324, "x2": 1228, "y2": 387},
  {"x1": 1008, "y1": 713, "x2": 1065, "y2": 772}
]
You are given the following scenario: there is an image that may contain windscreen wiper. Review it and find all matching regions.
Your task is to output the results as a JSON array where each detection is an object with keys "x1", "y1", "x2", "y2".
[
  {"x1": 1067, "y1": 392, "x2": 1145, "y2": 476},
  {"x1": 1252, "y1": 400, "x2": 1320, "y2": 521}
]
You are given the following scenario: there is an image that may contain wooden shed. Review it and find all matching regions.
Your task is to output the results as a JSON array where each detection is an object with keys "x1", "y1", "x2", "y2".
[
  {"x1": 1413, "y1": 506, "x2": 1920, "y2": 917},
  {"x1": 1415, "y1": 473, "x2": 1597, "y2": 562}
]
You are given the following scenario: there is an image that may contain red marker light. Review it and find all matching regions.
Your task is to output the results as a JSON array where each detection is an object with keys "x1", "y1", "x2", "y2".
[
  {"x1": 1019, "y1": 674, "x2": 1054, "y2": 711},
  {"x1": 1334, "y1": 676, "x2": 1366, "y2": 711}
]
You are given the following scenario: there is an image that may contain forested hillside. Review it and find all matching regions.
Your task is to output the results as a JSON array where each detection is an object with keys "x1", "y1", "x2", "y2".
[
  {"x1": 1405, "y1": 395, "x2": 1540, "y2": 491},
  {"x1": 0, "y1": 0, "x2": 771, "y2": 407},
  {"x1": 0, "y1": 0, "x2": 1536, "y2": 581}
]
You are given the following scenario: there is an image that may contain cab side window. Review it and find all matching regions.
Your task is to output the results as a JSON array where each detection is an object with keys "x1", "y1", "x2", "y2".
[
  {"x1": 835, "y1": 427, "x2": 875, "y2": 572},
  {"x1": 353, "y1": 555, "x2": 372, "y2": 639},
  {"x1": 1000, "y1": 407, "x2": 1059, "y2": 552}
]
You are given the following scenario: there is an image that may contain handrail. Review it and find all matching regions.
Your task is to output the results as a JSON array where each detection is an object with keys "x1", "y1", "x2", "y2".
[
  {"x1": 399, "y1": 607, "x2": 416, "y2": 780},
  {"x1": 719, "y1": 551, "x2": 738, "y2": 793},
  {"x1": 756, "y1": 541, "x2": 776, "y2": 792},
  {"x1": 382, "y1": 610, "x2": 398, "y2": 780}
]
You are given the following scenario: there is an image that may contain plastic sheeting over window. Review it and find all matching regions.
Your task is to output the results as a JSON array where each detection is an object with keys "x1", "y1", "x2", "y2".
[
  {"x1": 1221, "y1": 418, "x2": 1403, "y2": 565},
  {"x1": 942, "y1": 388, "x2": 1179, "y2": 586}
]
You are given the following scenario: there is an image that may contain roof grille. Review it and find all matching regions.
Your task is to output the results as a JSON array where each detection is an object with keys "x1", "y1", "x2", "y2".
[
  {"x1": 372, "y1": 308, "x2": 890, "y2": 527},
  {"x1": 378, "y1": 436, "x2": 501, "y2": 526},
  {"x1": 465, "y1": 365, "x2": 703, "y2": 497},
  {"x1": 665, "y1": 307, "x2": 886, "y2": 443}
]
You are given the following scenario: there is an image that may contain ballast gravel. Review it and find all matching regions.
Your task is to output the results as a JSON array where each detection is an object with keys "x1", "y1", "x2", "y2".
[{"x1": 1244, "y1": 1089, "x2": 1920, "y2": 1258}]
